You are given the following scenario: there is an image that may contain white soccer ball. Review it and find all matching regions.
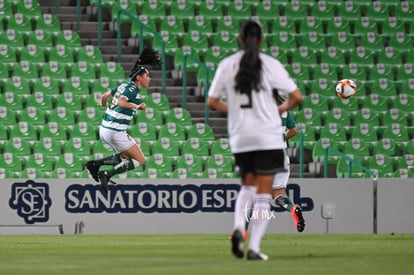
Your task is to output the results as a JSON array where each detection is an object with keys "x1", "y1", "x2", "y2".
[{"x1": 335, "y1": 79, "x2": 357, "y2": 99}]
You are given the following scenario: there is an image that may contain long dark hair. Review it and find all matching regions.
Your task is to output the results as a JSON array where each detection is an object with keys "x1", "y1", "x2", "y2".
[
  {"x1": 129, "y1": 48, "x2": 161, "y2": 80},
  {"x1": 235, "y1": 20, "x2": 263, "y2": 96}
]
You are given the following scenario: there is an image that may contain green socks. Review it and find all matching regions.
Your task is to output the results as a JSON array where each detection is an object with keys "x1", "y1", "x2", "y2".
[{"x1": 275, "y1": 195, "x2": 294, "y2": 211}]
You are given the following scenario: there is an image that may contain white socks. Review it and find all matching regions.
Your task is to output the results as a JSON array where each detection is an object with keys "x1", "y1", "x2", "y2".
[
  {"x1": 233, "y1": 185, "x2": 257, "y2": 232},
  {"x1": 248, "y1": 193, "x2": 272, "y2": 253}
]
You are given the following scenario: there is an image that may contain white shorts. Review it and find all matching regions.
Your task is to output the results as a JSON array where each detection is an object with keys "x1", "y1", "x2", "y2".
[
  {"x1": 272, "y1": 154, "x2": 290, "y2": 189},
  {"x1": 99, "y1": 126, "x2": 136, "y2": 153}
]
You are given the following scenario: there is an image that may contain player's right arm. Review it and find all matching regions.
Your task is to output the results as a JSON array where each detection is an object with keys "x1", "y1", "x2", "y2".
[{"x1": 100, "y1": 91, "x2": 112, "y2": 107}]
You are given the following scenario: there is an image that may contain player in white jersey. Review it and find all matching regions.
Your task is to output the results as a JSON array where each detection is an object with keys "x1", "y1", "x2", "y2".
[
  {"x1": 85, "y1": 48, "x2": 161, "y2": 193},
  {"x1": 207, "y1": 20, "x2": 303, "y2": 261}
]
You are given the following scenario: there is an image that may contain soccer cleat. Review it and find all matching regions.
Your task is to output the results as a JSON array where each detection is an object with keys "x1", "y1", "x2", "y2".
[
  {"x1": 85, "y1": 161, "x2": 99, "y2": 183},
  {"x1": 291, "y1": 205, "x2": 305, "y2": 232},
  {"x1": 98, "y1": 170, "x2": 110, "y2": 194},
  {"x1": 231, "y1": 229, "x2": 245, "y2": 259},
  {"x1": 247, "y1": 250, "x2": 268, "y2": 261}
]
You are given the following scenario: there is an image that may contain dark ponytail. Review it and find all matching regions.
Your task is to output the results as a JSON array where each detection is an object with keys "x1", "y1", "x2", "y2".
[{"x1": 235, "y1": 20, "x2": 263, "y2": 96}]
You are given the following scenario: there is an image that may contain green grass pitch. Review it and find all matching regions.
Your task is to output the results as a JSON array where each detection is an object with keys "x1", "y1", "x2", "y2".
[{"x1": 0, "y1": 234, "x2": 413, "y2": 274}]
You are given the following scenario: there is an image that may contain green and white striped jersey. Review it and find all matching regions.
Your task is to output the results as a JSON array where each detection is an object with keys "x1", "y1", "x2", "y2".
[{"x1": 101, "y1": 81, "x2": 143, "y2": 131}]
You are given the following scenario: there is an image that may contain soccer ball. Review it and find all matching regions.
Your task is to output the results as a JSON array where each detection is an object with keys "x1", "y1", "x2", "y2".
[{"x1": 335, "y1": 79, "x2": 357, "y2": 99}]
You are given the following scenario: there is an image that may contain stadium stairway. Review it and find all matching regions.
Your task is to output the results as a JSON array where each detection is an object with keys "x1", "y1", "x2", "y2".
[{"x1": 37, "y1": 0, "x2": 319, "y2": 178}]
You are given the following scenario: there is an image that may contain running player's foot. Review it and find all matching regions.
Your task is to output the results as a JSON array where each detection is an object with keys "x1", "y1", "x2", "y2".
[
  {"x1": 247, "y1": 250, "x2": 268, "y2": 261},
  {"x1": 291, "y1": 205, "x2": 305, "y2": 232},
  {"x1": 231, "y1": 229, "x2": 245, "y2": 258},
  {"x1": 98, "y1": 170, "x2": 110, "y2": 194},
  {"x1": 85, "y1": 161, "x2": 99, "y2": 182}
]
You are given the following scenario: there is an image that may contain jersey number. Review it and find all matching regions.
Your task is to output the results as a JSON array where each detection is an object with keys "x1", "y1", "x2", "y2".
[{"x1": 240, "y1": 93, "x2": 253, "y2": 109}]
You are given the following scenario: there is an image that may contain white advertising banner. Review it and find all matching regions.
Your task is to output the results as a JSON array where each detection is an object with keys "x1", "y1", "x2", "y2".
[{"x1": 0, "y1": 178, "x2": 413, "y2": 234}]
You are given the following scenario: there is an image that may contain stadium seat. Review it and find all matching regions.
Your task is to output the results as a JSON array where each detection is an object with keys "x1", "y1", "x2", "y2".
[
  {"x1": 311, "y1": 138, "x2": 339, "y2": 164},
  {"x1": 299, "y1": 31, "x2": 326, "y2": 50},
  {"x1": 164, "y1": 107, "x2": 192, "y2": 131},
  {"x1": 382, "y1": 123, "x2": 409, "y2": 146},
  {"x1": 55, "y1": 152, "x2": 84, "y2": 172},
  {"x1": 0, "y1": 105, "x2": 17, "y2": 130},
  {"x1": 151, "y1": 137, "x2": 180, "y2": 165},
  {"x1": 215, "y1": 15, "x2": 239, "y2": 35},
  {"x1": 62, "y1": 76, "x2": 91, "y2": 99},
  {"x1": 33, "y1": 137, "x2": 62, "y2": 162},
  {"x1": 15, "y1": 0, "x2": 42, "y2": 23},
  {"x1": 397, "y1": 83, "x2": 414, "y2": 104},
  {"x1": 13, "y1": 60, "x2": 39, "y2": 84},
  {"x1": 337, "y1": 1, "x2": 361, "y2": 24},
  {"x1": 4, "y1": 75, "x2": 31, "y2": 99},
  {"x1": 0, "y1": 153, "x2": 23, "y2": 175},
  {"x1": 0, "y1": 91, "x2": 24, "y2": 112},
  {"x1": 130, "y1": 15, "x2": 158, "y2": 40},
  {"x1": 205, "y1": 154, "x2": 234, "y2": 174},
  {"x1": 0, "y1": 1, "x2": 14, "y2": 21},
  {"x1": 128, "y1": 122, "x2": 158, "y2": 146},
  {"x1": 372, "y1": 138, "x2": 399, "y2": 157},
  {"x1": 395, "y1": 64, "x2": 413, "y2": 83},
  {"x1": 6, "y1": 13, "x2": 33, "y2": 36},
  {"x1": 266, "y1": 31, "x2": 297, "y2": 50},
  {"x1": 134, "y1": 137, "x2": 151, "y2": 157},
  {"x1": 302, "y1": 93, "x2": 330, "y2": 113},
  {"x1": 312, "y1": 63, "x2": 338, "y2": 82},
  {"x1": 187, "y1": 123, "x2": 215, "y2": 145},
  {"x1": 331, "y1": 95, "x2": 361, "y2": 115},
  {"x1": 39, "y1": 122, "x2": 68, "y2": 144},
  {"x1": 77, "y1": 45, "x2": 104, "y2": 64},
  {"x1": 211, "y1": 30, "x2": 238, "y2": 55},
  {"x1": 55, "y1": 30, "x2": 82, "y2": 52},
  {"x1": 300, "y1": 16, "x2": 323, "y2": 34},
  {"x1": 339, "y1": 63, "x2": 367, "y2": 83},
  {"x1": 351, "y1": 123, "x2": 379, "y2": 146},
  {"x1": 173, "y1": 46, "x2": 200, "y2": 73},
  {"x1": 210, "y1": 138, "x2": 232, "y2": 157},
  {"x1": 175, "y1": 153, "x2": 204, "y2": 174},
  {"x1": 0, "y1": 44, "x2": 17, "y2": 70},
  {"x1": 181, "y1": 137, "x2": 210, "y2": 164},
  {"x1": 352, "y1": 17, "x2": 378, "y2": 38},
  {"x1": 361, "y1": 93, "x2": 390, "y2": 114},
  {"x1": 187, "y1": 15, "x2": 213, "y2": 35},
  {"x1": 55, "y1": 91, "x2": 83, "y2": 111},
  {"x1": 182, "y1": 30, "x2": 209, "y2": 56},
  {"x1": 144, "y1": 153, "x2": 173, "y2": 178},
  {"x1": 32, "y1": 76, "x2": 61, "y2": 98},
  {"x1": 48, "y1": 44, "x2": 75, "y2": 68},
  {"x1": 41, "y1": 60, "x2": 68, "y2": 82},
  {"x1": 25, "y1": 153, "x2": 54, "y2": 172},
  {"x1": 310, "y1": 0, "x2": 335, "y2": 20},
  {"x1": 282, "y1": 0, "x2": 309, "y2": 24},
  {"x1": 139, "y1": 0, "x2": 167, "y2": 23},
  {"x1": 198, "y1": 0, "x2": 223, "y2": 23},
  {"x1": 397, "y1": 154, "x2": 414, "y2": 170},
  {"x1": 91, "y1": 76, "x2": 116, "y2": 93},
  {"x1": 369, "y1": 78, "x2": 397, "y2": 98},
  {"x1": 325, "y1": 107, "x2": 352, "y2": 126},
  {"x1": 159, "y1": 15, "x2": 185, "y2": 37},
  {"x1": 71, "y1": 121, "x2": 99, "y2": 142},
  {"x1": 343, "y1": 137, "x2": 371, "y2": 163},
  {"x1": 92, "y1": 139, "x2": 112, "y2": 158},
  {"x1": 9, "y1": 121, "x2": 38, "y2": 142},
  {"x1": 78, "y1": 106, "x2": 104, "y2": 125},
  {"x1": 289, "y1": 123, "x2": 317, "y2": 150},
  {"x1": 135, "y1": 107, "x2": 164, "y2": 131},
  {"x1": 336, "y1": 156, "x2": 367, "y2": 178},
  {"x1": 358, "y1": 32, "x2": 385, "y2": 52},
  {"x1": 63, "y1": 137, "x2": 92, "y2": 160},
  {"x1": 353, "y1": 108, "x2": 380, "y2": 127},
  {"x1": 152, "y1": 31, "x2": 179, "y2": 57},
  {"x1": 47, "y1": 107, "x2": 76, "y2": 129},
  {"x1": 49, "y1": 168, "x2": 75, "y2": 179},
  {"x1": 254, "y1": 0, "x2": 280, "y2": 25},
  {"x1": 34, "y1": 13, "x2": 61, "y2": 34},
  {"x1": 290, "y1": 47, "x2": 317, "y2": 68},
  {"x1": 364, "y1": 1, "x2": 389, "y2": 19},
  {"x1": 319, "y1": 46, "x2": 346, "y2": 68},
  {"x1": 145, "y1": 92, "x2": 170, "y2": 115},
  {"x1": 4, "y1": 137, "x2": 32, "y2": 162},
  {"x1": 168, "y1": 0, "x2": 195, "y2": 20},
  {"x1": 368, "y1": 154, "x2": 394, "y2": 178},
  {"x1": 380, "y1": 17, "x2": 405, "y2": 37},
  {"x1": 375, "y1": 47, "x2": 403, "y2": 67},
  {"x1": 20, "y1": 44, "x2": 47, "y2": 70},
  {"x1": 392, "y1": 168, "x2": 414, "y2": 179},
  {"x1": 99, "y1": 61, "x2": 125, "y2": 80},
  {"x1": 325, "y1": 16, "x2": 351, "y2": 35},
  {"x1": 328, "y1": 32, "x2": 355, "y2": 51},
  {"x1": 158, "y1": 122, "x2": 186, "y2": 145},
  {"x1": 0, "y1": 29, "x2": 25, "y2": 52},
  {"x1": 21, "y1": 168, "x2": 49, "y2": 179},
  {"x1": 70, "y1": 61, "x2": 97, "y2": 84},
  {"x1": 225, "y1": 0, "x2": 252, "y2": 23},
  {"x1": 405, "y1": 139, "x2": 414, "y2": 155},
  {"x1": 295, "y1": 108, "x2": 323, "y2": 129},
  {"x1": 319, "y1": 122, "x2": 348, "y2": 146},
  {"x1": 18, "y1": 107, "x2": 46, "y2": 130},
  {"x1": 203, "y1": 46, "x2": 226, "y2": 70},
  {"x1": 111, "y1": 0, "x2": 138, "y2": 23}
]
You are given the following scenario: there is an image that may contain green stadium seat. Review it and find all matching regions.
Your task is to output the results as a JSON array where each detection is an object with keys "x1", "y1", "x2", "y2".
[
  {"x1": 311, "y1": 138, "x2": 339, "y2": 164},
  {"x1": 144, "y1": 153, "x2": 173, "y2": 178},
  {"x1": 4, "y1": 76, "x2": 31, "y2": 99},
  {"x1": 289, "y1": 123, "x2": 316, "y2": 150},
  {"x1": 0, "y1": 29, "x2": 25, "y2": 51},
  {"x1": 142, "y1": 167, "x2": 169, "y2": 179},
  {"x1": 198, "y1": 1, "x2": 223, "y2": 23},
  {"x1": 290, "y1": 47, "x2": 317, "y2": 68},
  {"x1": 55, "y1": 91, "x2": 83, "y2": 111},
  {"x1": 55, "y1": 30, "x2": 82, "y2": 52},
  {"x1": 369, "y1": 77, "x2": 397, "y2": 97},
  {"x1": 111, "y1": 0, "x2": 138, "y2": 23},
  {"x1": 352, "y1": 17, "x2": 378, "y2": 38},
  {"x1": 368, "y1": 154, "x2": 394, "y2": 178},
  {"x1": 139, "y1": 0, "x2": 167, "y2": 23},
  {"x1": 181, "y1": 137, "x2": 210, "y2": 164},
  {"x1": 158, "y1": 122, "x2": 186, "y2": 145},
  {"x1": 211, "y1": 30, "x2": 238, "y2": 55},
  {"x1": 134, "y1": 137, "x2": 151, "y2": 157},
  {"x1": 210, "y1": 138, "x2": 232, "y2": 157},
  {"x1": 187, "y1": 123, "x2": 215, "y2": 145},
  {"x1": 319, "y1": 46, "x2": 346, "y2": 68},
  {"x1": 336, "y1": 156, "x2": 367, "y2": 178},
  {"x1": 70, "y1": 121, "x2": 99, "y2": 142},
  {"x1": 295, "y1": 108, "x2": 323, "y2": 129},
  {"x1": 18, "y1": 106, "x2": 46, "y2": 130},
  {"x1": 392, "y1": 168, "x2": 414, "y2": 179},
  {"x1": 34, "y1": 13, "x2": 61, "y2": 34},
  {"x1": 49, "y1": 168, "x2": 75, "y2": 179},
  {"x1": 353, "y1": 108, "x2": 380, "y2": 127},
  {"x1": 286, "y1": 63, "x2": 311, "y2": 83},
  {"x1": 63, "y1": 137, "x2": 92, "y2": 160},
  {"x1": 393, "y1": 1, "x2": 414, "y2": 21},
  {"x1": 170, "y1": 168, "x2": 197, "y2": 179},
  {"x1": 33, "y1": 137, "x2": 62, "y2": 162},
  {"x1": 173, "y1": 46, "x2": 200, "y2": 72},
  {"x1": 215, "y1": 15, "x2": 239, "y2": 34},
  {"x1": 70, "y1": 61, "x2": 97, "y2": 85},
  {"x1": 405, "y1": 139, "x2": 414, "y2": 155},
  {"x1": 0, "y1": 1, "x2": 14, "y2": 21},
  {"x1": 77, "y1": 45, "x2": 104, "y2": 64},
  {"x1": 187, "y1": 15, "x2": 213, "y2": 35},
  {"x1": 395, "y1": 64, "x2": 413, "y2": 83},
  {"x1": 152, "y1": 31, "x2": 179, "y2": 57},
  {"x1": 325, "y1": 16, "x2": 351, "y2": 35},
  {"x1": 331, "y1": 95, "x2": 361, "y2": 116},
  {"x1": 398, "y1": 81, "x2": 414, "y2": 100},
  {"x1": 325, "y1": 107, "x2": 352, "y2": 126},
  {"x1": 168, "y1": 0, "x2": 195, "y2": 21},
  {"x1": 159, "y1": 15, "x2": 185, "y2": 37},
  {"x1": 196, "y1": 65, "x2": 215, "y2": 89},
  {"x1": 25, "y1": 153, "x2": 54, "y2": 172},
  {"x1": 130, "y1": 15, "x2": 158, "y2": 40},
  {"x1": 283, "y1": 0, "x2": 309, "y2": 24},
  {"x1": 92, "y1": 139, "x2": 112, "y2": 158},
  {"x1": 182, "y1": 30, "x2": 209, "y2": 56},
  {"x1": 152, "y1": 137, "x2": 180, "y2": 165},
  {"x1": 145, "y1": 92, "x2": 170, "y2": 115},
  {"x1": 32, "y1": 76, "x2": 61, "y2": 98},
  {"x1": 78, "y1": 106, "x2": 104, "y2": 126},
  {"x1": 13, "y1": 59, "x2": 39, "y2": 82},
  {"x1": 55, "y1": 152, "x2": 84, "y2": 172},
  {"x1": 358, "y1": 32, "x2": 385, "y2": 53},
  {"x1": 15, "y1": 0, "x2": 42, "y2": 23},
  {"x1": 255, "y1": 0, "x2": 281, "y2": 26},
  {"x1": 135, "y1": 107, "x2": 164, "y2": 131},
  {"x1": 373, "y1": 138, "x2": 399, "y2": 157},
  {"x1": 266, "y1": 31, "x2": 297, "y2": 50},
  {"x1": 339, "y1": 63, "x2": 367, "y2": 83},
  {"x1": 343, "y1": 138, "x2": 371, "y2": 163},
  {"x1": 6, "y1": 13, "x2": 33, "y2": 35},
  {"x1": 99, "y1": 61, "x2": 125, "y2": 79},
  {"x1": 302, "y1": 93, "x2": 330, "y2": 113},
  {"x1": 0, "y1": 44, "x2": 18, "y2": 69},
  {"x1": 262, "y1": 46, "x2": 288, "y2": 64},
  {"x1": 205, "y1": 154, "x2": 233, "y2": 174},
  {"x1": 0, "y1": 90, "x2": 25, "y2": 112},
  {"x1": 397, "y1": 154, "x2": 414, "y2": 170},
  {"x1": 299, "y1": 31, "x2": 326, "y2": 50},
  {"x1": 21, "y1": 168, "x2": 50, "y2": 179},
  {"x1": 364, "y1": 1, "x2": 389, "y2": 19},
  {"x1": 360, "y1": 93, "x2": 390, "y2": 114},
  {"x1": 128, "y1": 122, "x2": 158, "y2": 146},
  {"x1": 379, "y1": 17, "x2": 405, "y2": 37},
  {"x1": 39, "y1": 122, "x2": 68, "y2": 144},
  {"x1": 351, "y1": 123, "x2": 379, "y2": 147},
  {"x1": 310, "y1": 0, "x2": 335, "y2": 19},
  {"x1": 41, "y1": 61, "x2": 68, "y2": 83},
  {"x1": 319, "y1": 122, "x2": 347, "y2": 147},
  {"x1": 203, "y1": 46, "x2": 226, "y2": 70},
  {"x1": 48, "y1": 44, "x2": 75, "y2": 69},
  {"x1": 347, "y1": 47, "x2": 375, "y2": 69},
  {"x1": 164, "y1": 107, "x2": 192, "y2": 131},
  {"x1": 0, "y1": 105, "x2": 16, "y2": 131},
  {"x1": 225, "y1": 1, "x2": 252, "y2": 22},
  {"x1": 382, "y1": 123, "x2": 409, "y2": 146},
  {"x1": 175, "y1": 153, "x2": 204, "y2": 174},
  {"x1": 47, "y1": 107, "x2": 76, "y2": 129},
  {"x1": 4, "y1": 137, "x2": 32, "y2": 162},
  {"x1": 328, "y1": 32, "x2": 355, "y2": 51},
  {"x1": 9, "y1": 121, "x2": 38, "y2": 142},
  {"x1": 312, "y1": 63, "x2": 338, "y2": 82},
  {"x1": 300, "y1": 16, "x2": 323, "y2": 34},
  {"x1": 0, "y1": 153, "x2": 23, "y2": 175},
  {"x1": 337, "y1": 1, "x2": 361, "y2": 24},
  {"x1": 375, "y1": 47, "x2": 403, "y2": 67}
]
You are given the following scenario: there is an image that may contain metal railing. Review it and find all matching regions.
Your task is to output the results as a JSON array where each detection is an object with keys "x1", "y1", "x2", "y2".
[{"x1": 181, "y1": 54, "x2": 214, "y2": 124}]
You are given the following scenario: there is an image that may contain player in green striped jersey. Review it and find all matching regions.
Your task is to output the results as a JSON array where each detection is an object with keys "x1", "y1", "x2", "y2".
[{"x1": 85, "y1": 49, "x2": 161, "y2": 193}]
